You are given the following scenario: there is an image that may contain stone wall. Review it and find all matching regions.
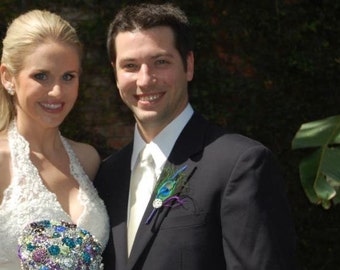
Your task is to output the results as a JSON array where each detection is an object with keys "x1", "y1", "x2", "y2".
[{"x1": 60, "y1": 7, "x2": 135, "y2": 155}]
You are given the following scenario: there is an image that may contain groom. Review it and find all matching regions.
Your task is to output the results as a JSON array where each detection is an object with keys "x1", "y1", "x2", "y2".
[{"x1": 95, "y1": 3, "x2": 297, "y2": 270}]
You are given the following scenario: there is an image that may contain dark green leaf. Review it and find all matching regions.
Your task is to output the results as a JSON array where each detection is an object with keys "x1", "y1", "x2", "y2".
[
  {"x1": 299, "y1": 149, "x2": 321, "y2": 204},
  {"x1": 322, "y1": 148, "x2": 340, "y2": 182}
]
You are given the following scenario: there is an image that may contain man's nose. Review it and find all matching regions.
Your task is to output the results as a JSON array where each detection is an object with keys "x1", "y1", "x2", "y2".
[{"x1": 136, "y1": 64, "x2": 155, "y2": 87}]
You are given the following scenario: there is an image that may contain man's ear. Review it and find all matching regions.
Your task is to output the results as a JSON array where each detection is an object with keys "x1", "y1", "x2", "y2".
[
  {"x1": 186, "y1": 51, "x2": 194, "y2": 82},
  {"x1": 111, "y1": 61, "x2": 118, "y2": 85}
]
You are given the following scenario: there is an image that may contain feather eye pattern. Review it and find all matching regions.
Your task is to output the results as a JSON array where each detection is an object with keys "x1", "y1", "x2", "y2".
[
  {"x1": 155, "y1": 165, "x2": 188, "y2": 200},
  {"x1": 145, "y1": 165, "x2": 188, "y2": 224}
]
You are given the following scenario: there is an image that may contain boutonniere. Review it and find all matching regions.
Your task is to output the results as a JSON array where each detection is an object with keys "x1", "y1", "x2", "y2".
[{"x1": 145, "y1": 165, "x2": 188, "y2": 224}]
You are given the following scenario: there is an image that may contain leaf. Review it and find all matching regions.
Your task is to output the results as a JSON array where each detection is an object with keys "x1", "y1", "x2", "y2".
[
  {"x1": 321, "y1": 200, "x2": 332, "y2": 210},
  {"x1": 326, "y1": 176, "x2": 340, "y2": 188},
  {"x1": 314, "y1": 173, "x2": 336, "y2": 202},
  {"x1": 292, "y1": 115, "x2": 340, "y2": 149},
  {"x1": 332, "y1": 189, "x2": 340, "y2": 205},
  {"x1": 299, "y1": 149, "x2": 321, "y2": 204},
  {"x1": 322, "y1": 148, "x2": 340, "y2": 182},
  {"x1": 292, "y1": 115, "x2": 340, "y2": 208},
  {"x1": 305, "y1": 137, "x2": 340, "y2": 204},
  {"x1": 299, "y1": 147, "x2": 337, "y2": 206}
]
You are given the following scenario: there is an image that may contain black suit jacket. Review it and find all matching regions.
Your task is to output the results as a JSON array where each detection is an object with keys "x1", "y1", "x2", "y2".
[{"x1": 95, "y1": 112, "x2": 297, "y2": 270}]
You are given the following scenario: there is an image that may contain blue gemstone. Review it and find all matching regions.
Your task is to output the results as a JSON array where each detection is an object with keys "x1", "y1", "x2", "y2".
[{"x1": 48, "y1": 245, "x2": 60, "y2": 256}]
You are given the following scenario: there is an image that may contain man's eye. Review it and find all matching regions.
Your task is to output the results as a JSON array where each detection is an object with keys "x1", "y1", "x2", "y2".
[
  {"x1": 123, "y1": 63, "x2": 138, "y2": 71},
  {"x1": 34, "y1": 73, "x2": 47, "y2": 80},
  {"x1": 155, "y1": 59, "x2": 169, "y2": 66},
  {"x1": 63, "y1": 73, "x2": 75, "y2": 81}
]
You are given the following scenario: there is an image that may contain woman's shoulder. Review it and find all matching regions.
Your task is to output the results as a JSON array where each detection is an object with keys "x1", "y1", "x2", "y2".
[
  {"x1": 66, "y1": 139, "x2": 100, "y2": 181},
  {"x1": 0, "y1": 131, "x2": 10, "y2": 158}
]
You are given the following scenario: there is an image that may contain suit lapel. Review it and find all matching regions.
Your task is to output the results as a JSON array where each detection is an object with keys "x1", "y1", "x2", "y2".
[
  {"x1": 126, "y1": 112, "x2": 209, "y2": 269},
  {"x1": 127, "y1": 161, "x2": 197, "y2": 270}
]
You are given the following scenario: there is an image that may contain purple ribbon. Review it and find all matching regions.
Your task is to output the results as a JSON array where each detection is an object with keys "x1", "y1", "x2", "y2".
[{"x1": 145, "y1": 196, "x2": 186, "y2": 224}]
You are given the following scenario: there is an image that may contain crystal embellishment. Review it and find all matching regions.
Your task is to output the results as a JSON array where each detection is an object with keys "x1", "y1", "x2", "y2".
[{"x1": 17, "y1": 220, "x2": 103, "y2": 270}]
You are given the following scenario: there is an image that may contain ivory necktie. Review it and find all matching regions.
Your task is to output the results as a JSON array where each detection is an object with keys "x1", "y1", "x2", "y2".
[{"x1": 128, "y1": 145, "x2": 156, "y2": 255}]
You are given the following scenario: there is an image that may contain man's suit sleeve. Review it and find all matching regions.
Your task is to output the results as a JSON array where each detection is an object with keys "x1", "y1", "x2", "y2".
[{"x1": 220, "y1": 145, "x2": 297, "y2": 269}]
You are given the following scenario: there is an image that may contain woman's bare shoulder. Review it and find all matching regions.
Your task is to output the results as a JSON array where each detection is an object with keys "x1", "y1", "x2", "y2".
[
  {"x1": 0, "y1": 132, "x2": 9, "y2": 154},
  {"x1": 66, "y1": 139, "x2": 100, "y2": 181}
]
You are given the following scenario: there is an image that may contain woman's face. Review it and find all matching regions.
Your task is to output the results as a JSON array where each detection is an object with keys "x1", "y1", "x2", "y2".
[{"x1": 13, "y1": 41, "x2": 80, "y2": 129}]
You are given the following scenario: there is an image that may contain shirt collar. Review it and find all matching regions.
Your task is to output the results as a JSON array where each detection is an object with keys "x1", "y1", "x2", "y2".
[{"x1": 131, "y1": 104, "x2": 194, "y2": 178}]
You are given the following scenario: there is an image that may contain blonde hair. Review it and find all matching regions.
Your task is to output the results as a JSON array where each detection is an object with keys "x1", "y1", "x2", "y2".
[{"x1": 0, "y1": 9, "x2": 82, "y2": 131}]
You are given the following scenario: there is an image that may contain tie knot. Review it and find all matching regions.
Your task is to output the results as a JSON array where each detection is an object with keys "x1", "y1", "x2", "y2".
[{"x1": 139, "y1": 145, "x2": 154, "y2": 165}]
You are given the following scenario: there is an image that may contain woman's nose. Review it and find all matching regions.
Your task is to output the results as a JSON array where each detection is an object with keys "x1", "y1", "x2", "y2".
[{"x1": 48, "y1": 83, "x2": 62, "y2": 97}]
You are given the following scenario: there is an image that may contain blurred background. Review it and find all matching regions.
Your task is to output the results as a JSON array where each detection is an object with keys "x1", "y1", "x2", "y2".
[{"x1": 1, "y1": 0, "x2": 339, "y2": 269}]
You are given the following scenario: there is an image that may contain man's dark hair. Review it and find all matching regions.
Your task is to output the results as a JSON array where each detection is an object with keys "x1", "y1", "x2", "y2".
[{"x1": 107, "y1": 3, "x2": 194, "y2": 70}]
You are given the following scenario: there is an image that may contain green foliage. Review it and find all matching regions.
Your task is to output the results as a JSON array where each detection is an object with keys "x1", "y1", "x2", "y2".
[{"x1": 292, "y1": 116, "x2": 340, "y2": 209}]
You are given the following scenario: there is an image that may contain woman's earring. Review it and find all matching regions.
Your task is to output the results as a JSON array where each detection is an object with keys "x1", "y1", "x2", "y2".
[{"x1": 6, "y1": 84, "x2": 15, "y2": 95}]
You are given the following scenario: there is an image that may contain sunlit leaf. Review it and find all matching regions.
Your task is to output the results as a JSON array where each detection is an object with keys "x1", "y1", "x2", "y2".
[{"x1": 292, "y1": 115, "x2": 340, "y2": 149}]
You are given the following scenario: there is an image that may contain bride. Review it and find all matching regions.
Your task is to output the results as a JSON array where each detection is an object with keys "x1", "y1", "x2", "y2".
[{"x1": 0, "y1": 9, "x2": 109, "y2": 269}]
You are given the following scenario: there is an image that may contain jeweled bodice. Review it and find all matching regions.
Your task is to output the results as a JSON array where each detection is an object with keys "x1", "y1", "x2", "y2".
[{"x1": 0, "y1": 122, "x2": 109, "y2": 269}]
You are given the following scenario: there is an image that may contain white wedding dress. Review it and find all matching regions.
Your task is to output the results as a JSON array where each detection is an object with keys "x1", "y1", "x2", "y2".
[{"x1": 0, "y1": 122, "x2": 110, "y2": 269}]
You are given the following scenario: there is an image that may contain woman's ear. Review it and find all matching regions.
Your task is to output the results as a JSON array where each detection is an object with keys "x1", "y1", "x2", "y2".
[
  {"x1": 0, "y1": 64, "x2": 14, "y2": 89},
  {"x1": 0, "y1": 64, "x2": 15, "y2": 95}
]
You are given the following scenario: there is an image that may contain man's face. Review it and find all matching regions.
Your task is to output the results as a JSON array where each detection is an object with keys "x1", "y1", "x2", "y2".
[{"x1": 113, "y1": 26, "x2": 194, "y2": 139}]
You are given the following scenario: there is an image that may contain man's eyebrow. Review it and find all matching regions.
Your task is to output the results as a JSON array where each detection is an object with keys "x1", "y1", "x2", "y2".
[
  {"x1": 118, "y1": 57, "x2": 136, "y2": 62},
  {"x1": 117, "y1": 53, "x2": 174, "y2": 63},
  {"x1": 151, "y1": 53, "x2": 174, "y2": 59}
]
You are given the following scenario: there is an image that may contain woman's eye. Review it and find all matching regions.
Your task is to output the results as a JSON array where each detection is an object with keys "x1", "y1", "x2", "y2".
[
  {"x1": 34, "y1": 73, "x2": 47, "y2": 80},
  {"x1": 63, "y1": 73, "x2": 75, "y2": 81}
]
